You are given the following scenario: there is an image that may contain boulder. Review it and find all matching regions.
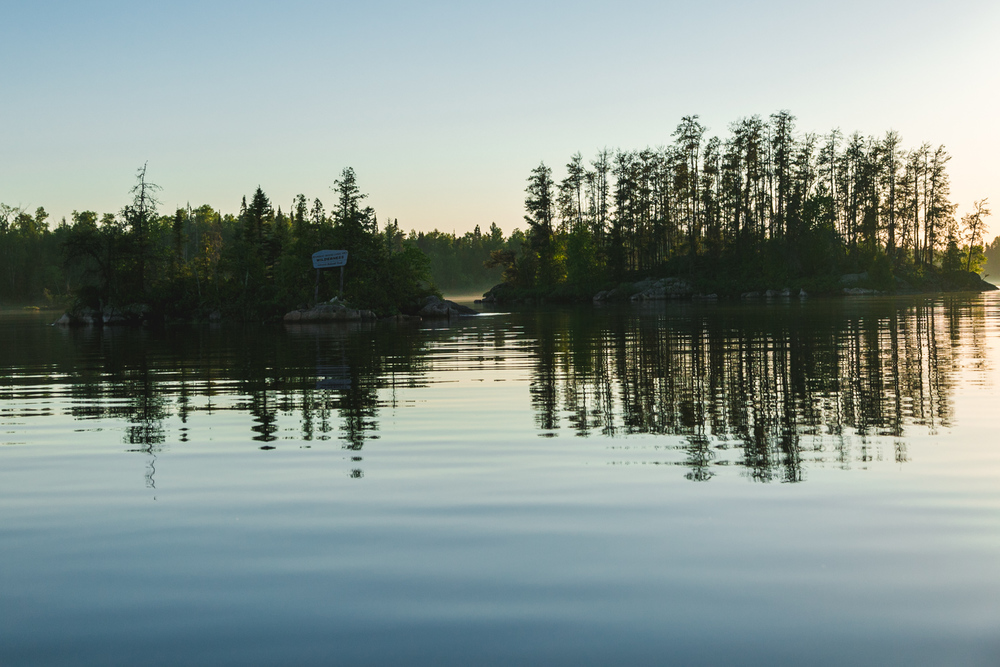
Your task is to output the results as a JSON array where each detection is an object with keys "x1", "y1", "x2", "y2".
[
  {"x1": 417, "y1": 296, "x2": 476, "y2": 319},
  {"x1": 101, "y1": 303, "x2": 150, "y2": 325},
  {"x1": 54, "y1": 304, "x2": 150, "y2": 326},
  {"x1": 630, "y1": 277, "x2": 694, "y2": 301},
  {"x1": 840, "y1": 272, "x2": 869, "y2": 286},
  {"x1": 283, "y1": 301, "x2": 370, "y2": 323}
]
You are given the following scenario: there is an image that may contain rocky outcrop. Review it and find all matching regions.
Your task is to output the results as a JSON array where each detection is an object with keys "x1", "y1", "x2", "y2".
[
  {"x1": 629, "y1": 277, "x2": 694, "y2": 301},
  {"x1": 593, "y1": 277, "x2": 694, "y2": 303},
  {"x1": 742, "y1": 288, "x2": 807, "y2": 299},
  {"x1": 283, "y1": 301, "x2": 376, "y2": 323},
  {"x1": 417, "y1": 296, "x2": 477, "y2": 318},
  {"x1": 592, "y1": 287, "x2": 626, "y2": 302},
  {"x1": 481, "y1": 283, "x2": 515, "y2": 303},
  {"x1": 839, "y1": 272, "x2": 869, "y2": 286},
  {"x1": 54, "y1": 304, "x2": 151, "y2": 326}
]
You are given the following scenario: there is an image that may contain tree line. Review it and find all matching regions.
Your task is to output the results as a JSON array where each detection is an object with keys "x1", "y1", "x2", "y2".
[
  {"x1": 496, "y1": 111, "x2": 993, "y2": 294},
  {"x1": 0, "y1": 166, "x2": 517, "y2": 316},
  {"x1": 2, "y1": 113, "x2": 996, "y2": 313}
]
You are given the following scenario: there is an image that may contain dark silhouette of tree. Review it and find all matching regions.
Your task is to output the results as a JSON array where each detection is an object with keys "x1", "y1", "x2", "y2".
[
  {"x1": 524, "y1": 162, "x2": 558, "y2": 287},
  {"x1": 121, "y1": 163, "x2": 161, "y2": 299}
]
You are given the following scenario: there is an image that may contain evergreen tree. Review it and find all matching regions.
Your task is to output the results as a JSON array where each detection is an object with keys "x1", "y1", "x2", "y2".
[{"x1": 524, "y1": 162, "x2": 558, "y2": 287}]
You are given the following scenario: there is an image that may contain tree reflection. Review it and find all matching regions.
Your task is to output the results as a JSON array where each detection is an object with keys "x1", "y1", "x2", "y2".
[
  {"x1": 522, "y1": 298, "x2": 980, "y2": 481},
  {"x1": 0, "y1": 296, "x2": 989, "y2": 485}
]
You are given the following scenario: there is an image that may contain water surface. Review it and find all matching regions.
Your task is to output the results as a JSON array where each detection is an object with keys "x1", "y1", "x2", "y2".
[{"x1": 2, "y1": 296, "x2": 999, "y2": 665}]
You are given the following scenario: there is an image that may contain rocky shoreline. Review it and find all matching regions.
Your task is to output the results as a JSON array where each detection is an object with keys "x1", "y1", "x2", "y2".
[
  {"x1": 479, "y1": 269, "x2": 997, "y2": 305},
  {"x1": 52, "y1": 294, "x2": 481, "y2": 327},
  {"x1": 49, "y1": 271, "x2": 997, "y2": 326},
  {"x1": 281, "y1": 295, "x2": 477, "y2": 324}
]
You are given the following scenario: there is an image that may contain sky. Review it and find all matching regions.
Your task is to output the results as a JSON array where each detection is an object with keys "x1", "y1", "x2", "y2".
[{"x1": 2, "y1": 0, "x2": 999, "y2": 236}]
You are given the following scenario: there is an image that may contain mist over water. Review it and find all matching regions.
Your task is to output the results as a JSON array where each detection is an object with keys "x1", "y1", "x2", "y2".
[{"x1": 2, "y1": 295, "x2": 1000, "y2": 665}]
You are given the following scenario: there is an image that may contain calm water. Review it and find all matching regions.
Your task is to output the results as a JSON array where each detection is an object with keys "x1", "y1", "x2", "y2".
[{"x1": 2, "y1": 296, "x2": 1000, "y2": 666}]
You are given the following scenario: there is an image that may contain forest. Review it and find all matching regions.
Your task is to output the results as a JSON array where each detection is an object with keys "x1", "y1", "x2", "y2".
[
  {"x1": 0, "y1": 166, "x2": 513, "y2": 320},
  {"x1": 0, "y1": 111, "x2": 996, "y2": 317},
  {"x1": 497, "y1": 111, "x2": 995, "y2": 297}
]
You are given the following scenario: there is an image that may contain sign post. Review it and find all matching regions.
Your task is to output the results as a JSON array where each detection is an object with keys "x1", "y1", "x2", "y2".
[{"x1": 312, "y1": 250, "x2": 348, "y2": 302}]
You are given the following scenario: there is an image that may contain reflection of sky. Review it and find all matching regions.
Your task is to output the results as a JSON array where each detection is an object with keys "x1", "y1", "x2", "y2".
[
  {"x1": 2, "y1": 1, "x2": 999, "y2": 236},
  {"x1": 2, "y1": 299, "x2": 1000, "y2": 662}
]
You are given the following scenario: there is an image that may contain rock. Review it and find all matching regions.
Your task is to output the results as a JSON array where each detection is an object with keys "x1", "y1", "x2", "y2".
[
  {"x1": 632, "y1": 278, "x2": 657, "y2": 293},
  {"x1": 630, "y1": 277, "x2": 693, "y2": 301},
  {"x1": 283, "y1": 302, "x2": 367, "y2": 323},
  {"x1": 780, "y1": 288, "x2": 791, "y2": 297},
  {"x1": 417, "y1": 296, "x2": 476, "y2": 319},
  {"x1": 593, "y1": 290, "x2": 610, "y2": 302},
  {"x1": 481, "y1": 283, "x2": 517, "y2": 304},
  {"x1": 742, "y1": 291, "x2": 761, "y2": 299},
  {"x1": 843, "y1": 287, "x2": 880, "y2": 295},
  {"x1": 764, "y1": 289, "x2": 781, "y2": 298},
  {"x1": 54, "y1": 304, "x2": 150, "y2": 326},
  {"x1": 840, "y1": 272, "x2": 869, "y2": 286},
  {"x1": 99, "y1": 303, "x2": 151, "y2": 325},
  {"x1": 606, "y1": 288, "x2": 626, "y2": 301},
  {"x1": 209, "y1": 310, "x2": 222, "y2": 321}
]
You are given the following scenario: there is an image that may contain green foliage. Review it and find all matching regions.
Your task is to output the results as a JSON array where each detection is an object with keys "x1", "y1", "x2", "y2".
[
  {"x1": 564, "y1": 224, "x2": 602, "y2": 289},
  {"x1": 942, "y1": 238, "x2": 963, "y2": 273},
  {"x1": 5, "y1": 112, "x2": 989, "y2": 311},
  {"x1": 524, "y1": 162, "x2": 559, "y2": 288},
  {"x1": 407, "y1": 223, "x2": 510, "y2": 294},
  {"x1": 36, "y1": 167, "x2": 437, "y2": 320},
  {"x1": 487, "y1": 112, "x2": 985, "y2": 300},
  {"x1": 868, "y1": 251, "x2": 894, "y2": 291}
]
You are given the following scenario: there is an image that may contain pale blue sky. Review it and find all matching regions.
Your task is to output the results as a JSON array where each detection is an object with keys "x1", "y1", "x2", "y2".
[{"x1": 2, "y1": 0, "x2": 998, "y2": 234}]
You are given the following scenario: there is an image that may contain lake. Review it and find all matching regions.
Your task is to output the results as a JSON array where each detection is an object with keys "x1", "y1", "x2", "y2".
[{"x1": 2, "y1": 295, "x2": 999, "y2": 666}]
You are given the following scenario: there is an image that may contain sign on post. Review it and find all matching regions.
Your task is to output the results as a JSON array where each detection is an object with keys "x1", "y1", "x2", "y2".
[
  {"x1": 312, "y1": 250, "x2": 349, "y2": 303},
  {"x1": 312, "y1": 250, "x2": 348, "y2": 269}
]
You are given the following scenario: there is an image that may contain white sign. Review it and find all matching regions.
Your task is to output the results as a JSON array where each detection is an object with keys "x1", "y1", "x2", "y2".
[{"x1": 312, "y1": 249, "x2": 348, "y2": 269}]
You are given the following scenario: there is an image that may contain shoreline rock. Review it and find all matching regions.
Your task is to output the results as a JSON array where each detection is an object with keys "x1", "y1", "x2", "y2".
[
  {"x1": 53, "y1": 304, "x2": 151, "y2": 326},
  {"x1": 283, "y1": 301, "x2": 376, "y2": 323},
  {"x1": 417, "y1": 296, "x2": 477, "y2": 318}
]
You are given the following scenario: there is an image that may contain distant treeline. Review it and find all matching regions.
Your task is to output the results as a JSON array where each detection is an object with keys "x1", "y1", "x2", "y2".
[
  {"x1": 495, "y1": 111, "x2": 993, "y2": 295},
  {"x1": 0, "y1": 166, "x2": 514, "y2": 315},
  {"x1": 404, "y1": 225, "x2": 516, "y2": 294},
  {"x1": 1, "y1": 111, "x2": 995, "y2": 311}
]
